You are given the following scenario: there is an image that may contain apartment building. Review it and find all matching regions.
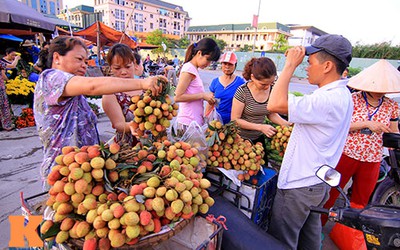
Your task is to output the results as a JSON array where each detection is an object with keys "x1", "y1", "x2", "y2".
[
  {"x1": 19, "y1": 0, "x2": 63, "y2": 16},
  {"x1": 186, "y1": 22, "x2": 293, "y2": 51},
  {"x1": 58, "y1": 5, "x2": 102, "y2": 28},
  {"x1": 91, "y1": 0, "x2": 190, "y2": 38}
]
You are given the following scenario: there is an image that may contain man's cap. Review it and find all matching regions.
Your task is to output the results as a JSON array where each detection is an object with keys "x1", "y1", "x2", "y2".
[
  {"x1": 305, "y1": 34, "x2": 352, "y2": 66},
  {"x1": 219, "y1": 51, "x2": 237, "y2": 64}
]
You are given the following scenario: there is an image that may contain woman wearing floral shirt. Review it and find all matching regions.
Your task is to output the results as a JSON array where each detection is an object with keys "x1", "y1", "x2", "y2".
[
  {"x1": 322, "y1": 60, "x2": 400, "y2": 225},
  {"x1": 34, "y1": 37, "x2": 163, "y2": 189}
]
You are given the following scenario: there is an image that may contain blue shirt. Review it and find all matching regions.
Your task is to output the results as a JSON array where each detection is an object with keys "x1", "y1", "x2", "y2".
[{"x1": 209, "y1": 76, "x2": 245, "y2": 124}]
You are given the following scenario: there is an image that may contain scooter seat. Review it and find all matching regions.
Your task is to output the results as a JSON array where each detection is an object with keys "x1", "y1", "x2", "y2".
[{"x1": 208, "y1": 195, "x2": 289, "y2": 250}]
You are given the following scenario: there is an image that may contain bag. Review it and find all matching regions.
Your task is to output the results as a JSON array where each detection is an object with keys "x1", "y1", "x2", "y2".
[
  {"x1": 329, "y1": 203, "x2": 367, "y2": 250},
  {"x1": 204, "y1": 102, "x2": 222, "y2": 126},
  {"x1": 180, "y1": 121, "x2": 208, "y2": 171}
]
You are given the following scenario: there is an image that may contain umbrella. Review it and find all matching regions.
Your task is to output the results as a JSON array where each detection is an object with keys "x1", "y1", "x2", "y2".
[
  {"x1": 347, "y1": 60, "x2": 400, "y2": 93},
  {"x1": 0, "y1": 34, "x2": 23, "y2": 42},
  {"x1": 0, "y1": 0, "x2": 55, "y2": 33},
  {"x1": 74, "y1": 22, "x2": 137, "y2": 49}
]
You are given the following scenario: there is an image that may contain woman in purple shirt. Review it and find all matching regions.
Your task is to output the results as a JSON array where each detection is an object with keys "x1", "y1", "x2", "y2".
[
  {"x1": 34, "y1": 37, "x2": 162, "y2": 189},
  {"x1": 174, "y1": 38, "x2": 220, "y2": 126}
]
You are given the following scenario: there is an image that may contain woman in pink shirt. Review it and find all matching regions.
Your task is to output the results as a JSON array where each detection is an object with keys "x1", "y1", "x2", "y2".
[{"x1": 175, "y1": 38, "x2": 221, "y2": 126}]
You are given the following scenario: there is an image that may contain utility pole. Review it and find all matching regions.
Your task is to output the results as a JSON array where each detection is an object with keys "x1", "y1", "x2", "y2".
[{"x1": 252, "y1": 0, "x2": 261, "y2": 55}]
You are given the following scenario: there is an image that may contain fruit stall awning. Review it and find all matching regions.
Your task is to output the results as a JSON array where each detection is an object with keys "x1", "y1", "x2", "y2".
[
  {"x1": 74, "y1": 22, "x2": 137, "y2": 49},
  {"x1": 0, "y1": 0, "x2": 55, "y2": 33}
]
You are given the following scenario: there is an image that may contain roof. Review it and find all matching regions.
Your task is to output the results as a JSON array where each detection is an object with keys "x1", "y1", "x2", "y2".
[
  {"x1": 70, "y1": 5, "x2": 94, "y2": 13},
  {"x1": 187, "y1": 22, "x2": 291, "y2": 33},
  {"x1": 74, "y1": 22, "x2": 137, "y2": 49},
  {"x1": 141, "y1": 0, "x2": 185, "y2": 12},
  {"x1": 44, "y1": 14, "x2": 81, "y2": 28}
]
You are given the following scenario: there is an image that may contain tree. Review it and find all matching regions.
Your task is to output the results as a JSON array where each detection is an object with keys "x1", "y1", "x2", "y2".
[
  {"x1": 240, "y1": 44, "x2": 252, "y2": 52},
  {"x1": 176, "y1": 37, "x2": 190, "y2": 49},
  {"x1": 205, "y1": 35, "x2": 227, "y2": 51},
  {"x1": 352, "y1": 42, "x2": 400, "y2": 59},
  {"x1": 146, "y1": 29, "x2": 169, "y2": 54},
  {"x1": 271, "y1": 34, "x2": 290, "y2": 52}
]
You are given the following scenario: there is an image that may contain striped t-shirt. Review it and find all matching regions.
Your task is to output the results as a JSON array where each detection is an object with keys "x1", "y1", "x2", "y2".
[{"x1": 233, "y1": 82, "x2": 270, "y2": 140}]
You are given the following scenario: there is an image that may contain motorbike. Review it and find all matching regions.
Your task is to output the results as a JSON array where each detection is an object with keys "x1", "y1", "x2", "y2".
[
  {"x1": 143, "y1": 60, "x2": 165, "y2": 77},
  {"x1": 312, "y1": 165, "x2": 400, "y2": 250},
  {"x1": 370, "y1": 133, "x2": 400, "y2": 207}
]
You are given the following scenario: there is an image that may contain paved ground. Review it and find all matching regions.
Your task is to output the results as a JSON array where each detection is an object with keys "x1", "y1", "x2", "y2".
[{"x1": 0, "y1": 69, "x2": 338, "y2": 249}]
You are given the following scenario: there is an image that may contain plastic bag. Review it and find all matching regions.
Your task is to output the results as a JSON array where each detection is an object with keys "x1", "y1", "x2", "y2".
[
  {"x1": 329, "y1": 202, "x2": 367, "y2": 250},
  {"x1": 204, "y1": 100, "x2": 222, "y2": 126},
  {"x1": 167, "y1": 117, "x2": 186, "y2": 143},
  {"x1": 179, "y1": 121, "x2": 208, "y2": 171}
]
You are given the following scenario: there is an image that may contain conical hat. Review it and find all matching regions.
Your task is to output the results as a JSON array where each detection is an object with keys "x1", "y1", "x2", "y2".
[{"x1": 347, "y1": 60, "x2": 400, "y2": 93}]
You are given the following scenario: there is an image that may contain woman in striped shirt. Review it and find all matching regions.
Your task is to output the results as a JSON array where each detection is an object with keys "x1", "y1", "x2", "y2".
[{"x1": 231, "y1": 57, "x2": 290, "y2": 151}]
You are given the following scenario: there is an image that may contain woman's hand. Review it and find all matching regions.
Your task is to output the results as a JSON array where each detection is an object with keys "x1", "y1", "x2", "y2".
[
  {"x1": 366, "y1": 121, "x2": 391, "y2": 134},
  {"x1": 260, "y1": 124, "x2": 278, "y2": 138},
  {"x1": 142, "y1": 76, "x2": 166, "y2": 96},
  {"x1": 203, "y1": 92, "x2": 216, "y2": 105}
]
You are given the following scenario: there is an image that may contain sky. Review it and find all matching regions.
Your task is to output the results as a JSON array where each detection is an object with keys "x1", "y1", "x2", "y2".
[{"x1": 64, "y1": 0, "x2": 400, "y2": 45}]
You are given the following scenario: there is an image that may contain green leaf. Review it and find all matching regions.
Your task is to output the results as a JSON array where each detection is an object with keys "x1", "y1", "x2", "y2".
[{"x1": 40, "y1": 222, "x2": 61, "y2": 240}]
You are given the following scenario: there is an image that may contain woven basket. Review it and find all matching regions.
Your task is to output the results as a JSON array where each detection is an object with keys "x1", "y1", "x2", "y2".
[{"x1": 68, "y1": 217, "x2": 192, "y2": 249}]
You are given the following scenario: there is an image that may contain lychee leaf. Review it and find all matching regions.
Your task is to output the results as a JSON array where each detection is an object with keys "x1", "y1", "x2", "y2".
[{"x1": 40, "y1": 222, "x2": 61, "y2": 240}]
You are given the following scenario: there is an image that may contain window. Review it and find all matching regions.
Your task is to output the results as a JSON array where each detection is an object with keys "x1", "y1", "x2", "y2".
[
  {"x1": 49, "y1": 2, "x2": 55, "y2": 15},
  {"x1": 174, "y1": 12, "x2": 180, "y2": 19},
  {"x1": 150, "y1": 23, "x2": 153, "y2": 29},
  {"x1": 159, "y1": 8, "x2": 168, "y2": 16},
  {"x1": 115, "y1": 20, "x2": 125, "y2": 31},
  {"x1": 134, "y1": 13, "x2": 143, "y2": 23},
  {"x1": 135, "y1": 24, "x2": 143, "y2": 32},
  {"x1": 135, "y1": 2, "x2": 143, "y2": 10},
  {"x1": 114, "y1": 0, "x2": 124, "y2": 5},
  {"x1": 150, "y1": 14, "x2": 153, "y2": 18},
  {"x1": 115, "y1": 9, "x2": 120, "y2": 19}
]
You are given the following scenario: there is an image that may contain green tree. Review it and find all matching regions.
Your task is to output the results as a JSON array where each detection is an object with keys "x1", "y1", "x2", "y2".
[
  {"x1": 176, "y1": 37, "x2": 190, "y2": 49},
  {"x1": 146, "y1": 29, "x2": 169, "y2": 54},
  {"x1": 205, "y1": 35, "x2": 227, "y2": 51},
  {"x1": 352, "y1": 42, "x2": 400, "y2": 59},
  {"x1": 240, "y1": 45, "x2": 252, "y2": 52},
  {"x1": 271, "y1": 34, "x2": 290, "y2": 52}
]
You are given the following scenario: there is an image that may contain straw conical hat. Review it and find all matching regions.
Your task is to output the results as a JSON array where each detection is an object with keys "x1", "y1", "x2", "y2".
[{"x1": 347, "y1": 60, "x2": 400, "y2": 93}]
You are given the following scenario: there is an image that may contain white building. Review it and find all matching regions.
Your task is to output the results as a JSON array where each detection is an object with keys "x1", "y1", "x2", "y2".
[
  {"x1": 19, "y1": 0, "x2": 63, "y2": 16},
  {"x1": 287, "y1": 25, "x2": 327, "y2": 47},
  {"x1": 92, "y1": 0, "x2": 190, "y2": 37}
]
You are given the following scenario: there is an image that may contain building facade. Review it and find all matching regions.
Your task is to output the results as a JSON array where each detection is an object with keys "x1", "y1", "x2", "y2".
[
  {"x1": 91, "y1": 0, "x2": 190, "y2": 38},
  {"x1": 287, "y1": 25, "x2": 327, "y2": 47},
  {"x1": 19, "y1": 0, "x2": 63, "y2": 16},
  {"x1": 186, "y1": 22, "x2": 292, "y2": 51},
  {"x1": 58, "y1": 5, "x2": 102, "y2": 28}
]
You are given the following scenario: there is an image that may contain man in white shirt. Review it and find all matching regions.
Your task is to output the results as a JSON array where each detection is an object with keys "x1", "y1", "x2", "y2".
[{"x1": 267, "y1": 34, "x2": 353, "y2": 249}]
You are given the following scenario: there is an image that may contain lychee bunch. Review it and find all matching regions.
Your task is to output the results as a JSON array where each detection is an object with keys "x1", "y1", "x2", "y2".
[
  {"x1": 128, "y1": 79, "x2": 179, "y2": 138},
  {"x1": 205, "y1": 120, "x2": 265, "y2": 180}
]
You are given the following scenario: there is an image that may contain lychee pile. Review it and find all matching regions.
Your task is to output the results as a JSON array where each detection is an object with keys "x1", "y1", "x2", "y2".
[
  {"x1": 128, "y1": 83, "x2": 179, "y2": 138},
  {"x1": 205, "y1": 120, "x2": 265, "y2": 181},
  {"x1": 266, "y1": 125, "x2": 293, "y2": 163},
  {"x1": 41, "y1": 138, "x2": 213, "y2": 248}
]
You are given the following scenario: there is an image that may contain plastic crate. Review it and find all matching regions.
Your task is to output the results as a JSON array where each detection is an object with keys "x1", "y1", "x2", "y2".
[{"x1": 205, "y1": 167, "x2": 278, "y2": 230}]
